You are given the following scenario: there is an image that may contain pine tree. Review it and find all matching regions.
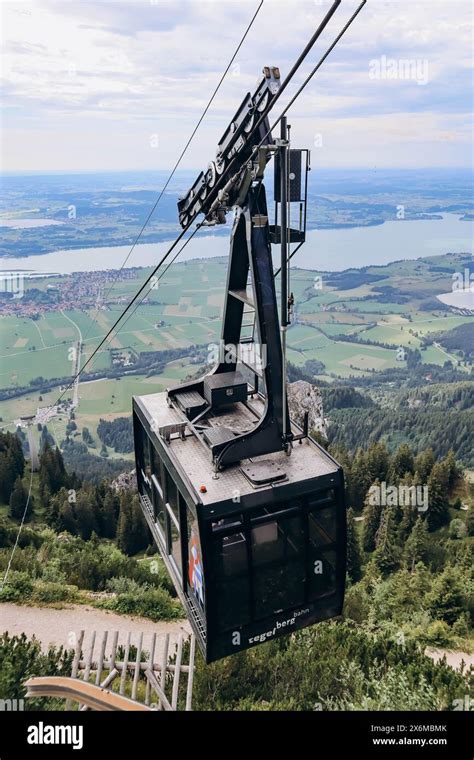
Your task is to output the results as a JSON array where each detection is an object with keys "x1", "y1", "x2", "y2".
[
  {"x1": 441, "y1": 449, "x2": 458, "y2": 489},
  {"x1": 58, "y1": 500, "x2": 77, "y2": 535},
  {"x1": 414, "y1": 448, "x2": 435, "y2": 483},
  {"x1": 9, "y1": 476, "x2": 33, "y2": 522},
  {"x1": 362, "y1": 481, "x2": 383, "y2": 552},
  {"x1": 40, "y1": 426, "x2": 55, "y2": 451},
  {"x1": 365, "y1": 442, "x2": 389, "y2": 483},
  {"x1": 388, "y1": 443, "x2": 414, "y2": 483},
  {"x1": 426, "y1": 462, "x2": 450, "y2": 531},
  {"x1": 74, "y1": 491, "x2": 96, "y2": 540},
  {"x1": 44, "y1": 486, "x2": 69, "y2": 529},
  {"x1": 394, "y1": 472, "x2": 413, "y2": 526},
  {"x1": 0, "y1": 455, "x2": 14, "y2": 504},
  {"x1": 346, "y1": 507, "x2": 362, "y2": 582},
  {"x1": 349, "y1": 449, "x2": 371, "y2": 511},
  {"x1": 116, "y1": 492, "x2": 134, "y2": 555},
  {"x1": 373, "y1": 506, "x2": 399, "y2": 575},
  {"x1": 116, "y1": 493, "x2": 149, "y2": 555},
  {"x1": 131, "y1": 495, "x2": 149, "y2": 554},
  {"x1": 39, "y1": 444, "x2": 68, "y2": 506},
  {"x1": 467, "y1": 508, "x2": 474, "y2": 537},
  {"x1": 88, "y1": 488, "x2": 102, "y2": 537},
  {"x1": 404, "y1": 517, "x2": 427, "y2": 572},
  {"x1": 101, "y1": 490, "x2": 118, "y2": 539},
  {"x1": 11, "y1": 433, "x2": 25, "y2": 476},
  {"x1": 0, "y1": 432, "x2": 25, "y2": 502},
  {"x1": 399, "y1": 494, "x2": 417, "y2": 540},
  {"x1": 329, "y1": 444, "x2": 352, "y2": 472},
  {"x1": 428, "y1": 566, "x2": 466, "y2": 625},
  {"x1": 52, "y1": 447, "x2": 67, "y2": 488}
]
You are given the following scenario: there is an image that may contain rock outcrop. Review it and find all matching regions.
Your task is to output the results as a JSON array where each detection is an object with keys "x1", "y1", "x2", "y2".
[
  {"x1": 287, "y1": 380, "x2": 326, "y2": 437},
  {"x1": 111, "y1": 470, "x2": 137, "y2": 492}
]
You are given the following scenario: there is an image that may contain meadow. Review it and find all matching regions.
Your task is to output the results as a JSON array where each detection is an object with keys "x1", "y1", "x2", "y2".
[{"x1": 1, "y1": 252, "x2": 472, "y2": 457}]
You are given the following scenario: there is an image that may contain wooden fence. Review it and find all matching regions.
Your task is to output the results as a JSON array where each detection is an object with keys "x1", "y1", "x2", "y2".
[{"x1": 57, "y1": 629, "x2": 197, "y2": 711}]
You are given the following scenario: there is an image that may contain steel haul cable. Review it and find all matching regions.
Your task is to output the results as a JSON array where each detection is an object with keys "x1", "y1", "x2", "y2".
[
  {"x1": 78, "y1": 0, "x2": 265, "y2": 349},
  {"x1": 50, "y1": 0, "x2": 355, "y2": 406},
  {"x1": 57, "y1": 0, "x2": 367, "y2": 394},
  {"x1": 108, "y1": 1, "x2": 368, "y2": 343}
]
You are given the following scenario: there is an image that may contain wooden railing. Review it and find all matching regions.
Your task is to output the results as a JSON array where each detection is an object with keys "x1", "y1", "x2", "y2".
[{"x1": 25, "y1": 629, "x2": 196, "y2": 711}]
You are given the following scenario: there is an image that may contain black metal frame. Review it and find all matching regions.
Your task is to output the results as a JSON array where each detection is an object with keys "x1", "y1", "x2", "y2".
[
  {"x1": 169, "y1": 111, "x2": 311, "y2": 471},
  {"x1": 169, "y1": 180, "x2": 295, "y2": 469},
  {"x1": 176, "y1": 66, "x2": 281, "y2": 229}
]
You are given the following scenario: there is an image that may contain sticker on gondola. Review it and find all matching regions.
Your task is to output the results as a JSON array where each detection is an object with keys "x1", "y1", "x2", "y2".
[{"x1": 188, "y1": 534, "x2": 204, "y2": 605}]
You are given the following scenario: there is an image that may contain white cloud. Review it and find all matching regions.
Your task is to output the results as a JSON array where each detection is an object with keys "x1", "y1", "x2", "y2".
[{"x1": 1, "y1": 0, "x2": 472, "y2": 171}]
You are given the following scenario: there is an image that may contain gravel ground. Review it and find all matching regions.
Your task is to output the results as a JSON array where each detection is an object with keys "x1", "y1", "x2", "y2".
[
  {"x1": 1, "y1": 603, "x2": 472, "y2": 672},
  {"x1": 0, "y1": 602, "x2": 190, "y2": 661}
]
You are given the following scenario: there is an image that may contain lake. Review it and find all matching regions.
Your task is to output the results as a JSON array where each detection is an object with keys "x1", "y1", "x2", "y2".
[{"x1": 0, "y1": 214, "x2": 472, "y2": 275}]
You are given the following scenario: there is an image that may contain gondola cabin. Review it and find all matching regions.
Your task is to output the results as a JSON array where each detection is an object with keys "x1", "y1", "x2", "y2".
[
  {"x1": 133, "y1": 65, "x2": 346, "y2": 662},
  {"x1": 133, "y1": 390, "x2": 346, "y2": 663}
]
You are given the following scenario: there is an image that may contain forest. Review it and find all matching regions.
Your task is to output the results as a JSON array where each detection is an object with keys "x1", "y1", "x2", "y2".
[
  {"x1": 327, "y1": 407, "x2": 474, "y2": 466},
  {"x1": 0, "y1": 424, "x2": 472, "y2": 711},
  {"x1": 97, "y1": 417, "x2": 134, "y2": 454}
]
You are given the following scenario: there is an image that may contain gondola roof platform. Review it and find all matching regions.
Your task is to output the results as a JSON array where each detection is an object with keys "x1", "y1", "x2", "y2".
[{"x1": 134, "y1": 390, "x2": 339, "y2": 507}]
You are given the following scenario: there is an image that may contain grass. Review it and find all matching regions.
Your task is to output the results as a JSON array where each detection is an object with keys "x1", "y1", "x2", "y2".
[
  {"x1": 0, "y1": 362, "x2": 197, "y2": 455},
  {"x1": 1, "y1": 253, "x2": 472, "y2": 450}
]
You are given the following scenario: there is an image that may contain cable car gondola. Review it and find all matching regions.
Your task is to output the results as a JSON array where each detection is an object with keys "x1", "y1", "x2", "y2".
[
  {"x1": 133, "y1": 62, "x2": 346, "y2": 663},
  {"x1": 133, "y1": 391, "x2": 345, "y2": 662}
]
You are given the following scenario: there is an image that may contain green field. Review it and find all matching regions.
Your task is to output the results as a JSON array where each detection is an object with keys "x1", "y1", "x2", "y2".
[
  {"x1": 0, "y1": 365, "x2": 197, "y2": 458},
  {"x1": 1, "y1": 252, "x2": 472, "y2": 449},
  {"x1": 0, "y1": 259, "x2": 228, "y2": 389}
]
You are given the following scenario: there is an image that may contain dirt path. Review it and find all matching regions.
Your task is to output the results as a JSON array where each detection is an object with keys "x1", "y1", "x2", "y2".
[
  {"x1": 2, "y1": 604, "x2": 471, "y2": 672},
  {"x1": 0, "y1": 603, "x2": 190, "y2": 659}
]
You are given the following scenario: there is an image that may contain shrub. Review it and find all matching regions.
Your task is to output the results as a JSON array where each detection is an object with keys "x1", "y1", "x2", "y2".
[
  {"x1": 31, "y1": 581, "x2": 78, "y2": 604},
  {"x1": 104, "y1": 576, "x2": 144, "y2": 595},
  {"x1": 192, "y1": 621, "x2": 467, "y2": 711},
  {"x1": 0, "y1": 571, "x2": 33, "y2": 601},
  {"x1": 98, "y1": 587, "x2": 182, "y2": 621},
  {"x1": 40, "y1": 561, "x2": 67, "y2": 585},
  {"x1": 423, "y1": 620, "x2": 452, "y2": 647},
  {"x1": 449, "y1": 519, "x2": 467, "y2": 540},
  {"x1": 451, "y1": 613, "x2": 471, "y2": 638},
  {"x1": 0, "y1": 632, "x2": 73, "y2": 709}
]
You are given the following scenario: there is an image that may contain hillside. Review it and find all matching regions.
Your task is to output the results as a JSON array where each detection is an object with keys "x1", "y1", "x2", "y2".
[
  {"x1": 0, "y1": 427, "x2": 472, "y2": 711},
  {"x1": 0, "y1": 251, "x2": 472, "y2": 474}
]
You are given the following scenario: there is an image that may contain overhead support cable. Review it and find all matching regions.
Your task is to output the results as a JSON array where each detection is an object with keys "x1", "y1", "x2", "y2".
[
  {"x1": 112, "y1": 1, "x2": 368, "y2": 336},
  {"x1": 49, "y1": 0, "x2": 367, "y2": 407},
  {"x1": 47, "y1": 0, "x2": 265, "y2": 407},
  {"x1": 78, "y1": 0, "x2": 265, "y2": 345}
]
